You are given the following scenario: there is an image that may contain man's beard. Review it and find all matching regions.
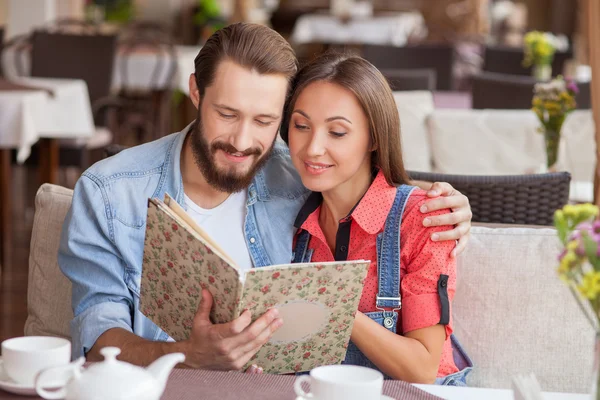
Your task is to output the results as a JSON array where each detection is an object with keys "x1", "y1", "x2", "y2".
[{"x1": 189, "y1": 114, "x2": 275, "y2": 193}]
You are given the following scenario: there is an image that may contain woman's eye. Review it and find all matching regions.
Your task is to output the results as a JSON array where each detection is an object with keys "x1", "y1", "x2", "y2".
[
  {"x1": 294, "y1": 123, "x2": 309, "y2": 130},
  {"x1": 330, "y1": 131, "x2": 346, "y2": 138}
]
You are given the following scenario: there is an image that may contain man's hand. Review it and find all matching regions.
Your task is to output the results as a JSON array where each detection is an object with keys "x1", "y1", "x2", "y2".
[
  {"x1": 420, "y1": 182, "x2": 472, "y2": 257},
  {"x1": 182, "y1": 289, "x2": 283, "y2": 370}
]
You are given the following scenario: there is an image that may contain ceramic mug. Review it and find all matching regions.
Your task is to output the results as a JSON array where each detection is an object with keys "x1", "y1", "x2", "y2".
[
  {"x1": 1, "y1": 336, "x2": 71, "y2": 386},
  {"x1": 294, "y1": 365, "x2": 384, "y2": 400}
]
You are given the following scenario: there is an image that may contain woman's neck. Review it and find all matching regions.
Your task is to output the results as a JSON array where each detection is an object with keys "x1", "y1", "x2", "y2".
[{"x1": 319, "y1": 164, "x2": 373, "y2": 229}]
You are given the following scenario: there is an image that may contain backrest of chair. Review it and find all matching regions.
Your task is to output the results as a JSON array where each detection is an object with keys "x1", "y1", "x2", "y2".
[
  {"x1": 406, "y1": 171, "x2": 571, "y2": 225},
  {"x1": 483, "y1": 45, "x2": 572, "y2": 77},
  {"x1": 471, "y1": 72, "x2": 536, "y2": 109},
  {"x1": 30, "y1": 30, "x2": 117, "y2": 104},
  {"x1": 381, "y1": 68, "x2": 437, "y2": 91},
  {"x1": 455, "y1": 224, "x2": 594, "y2": 392},
  {"x1": 575, "y1": 80, "x2": 591, "y2": 109},
  {"x1": 25, "y1": 184, "x2": 74, "y2": 340},
  {"x1": 362, "y1": 44, "x2": 454, "y2": 90},
  {"x1": 117, "y1": 35, "x2": 177, "y2": 92}
]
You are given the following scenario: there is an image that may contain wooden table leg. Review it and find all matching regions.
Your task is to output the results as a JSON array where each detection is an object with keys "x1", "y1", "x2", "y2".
[
  {"x1": 39, "y1": 138, "x2": 59, "y2": 184},
  {"x1": 0, "y1": 149, "x2": 12, "y2": 270}
]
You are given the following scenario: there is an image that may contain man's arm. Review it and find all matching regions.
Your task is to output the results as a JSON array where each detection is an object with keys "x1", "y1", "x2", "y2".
[
  {"x1": 409, "y1": 180, "x2": 472, "y2": 256},
  {"x1": 59, "y1": 176, "x2": 282, "y2": 368}
]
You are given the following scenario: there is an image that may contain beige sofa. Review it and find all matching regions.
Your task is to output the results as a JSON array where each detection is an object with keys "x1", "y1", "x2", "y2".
[{"x1": 26, "y1": 184, "x2": 595, "y2": 393}]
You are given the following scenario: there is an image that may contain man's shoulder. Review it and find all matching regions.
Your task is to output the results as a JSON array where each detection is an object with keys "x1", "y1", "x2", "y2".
[
  {"x1": 258, "y1": 140, "x2": 308, "y2": 199},
  {"x1": 84, "y1": 133, "x2": 180, "y2": 185}
]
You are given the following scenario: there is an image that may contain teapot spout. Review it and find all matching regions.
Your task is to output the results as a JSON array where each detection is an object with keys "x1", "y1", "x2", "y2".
[{"x1": 146, "y1": 352, "x2": 186, "y2": 393}]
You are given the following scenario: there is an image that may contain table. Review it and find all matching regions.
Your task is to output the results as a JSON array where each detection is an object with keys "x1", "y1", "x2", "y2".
[
  {"x1": 0, "y1": 369, "x2": 589, "y2": 400},
  {"x1": 290, "y1": 12, "x2": 425, "y2": 46},
  {"x1": 0, "y1": 77, "x2": 93, "y2": 267},
  {"x1": 415, "y1": 384, "x2": 588, "y2": 399},
  {"x1": 1, "y1": 45, "x2": 202, "y2": 94}
]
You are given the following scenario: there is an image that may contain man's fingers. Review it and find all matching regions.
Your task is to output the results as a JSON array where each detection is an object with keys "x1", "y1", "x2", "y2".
[
  {"x1": 454, "y1": 233, "x2": 470, "y2": 257},
  {"x1": 194, "y1": 289, "x2": 214, "y2": 322},
  {"x1": 241, "y1": 315, "x2": 283, "y2": 354},
  {"x1": 420, "y1": 194, "x2": 468, "y2": 214},
  {"x1": 423, "y1": 212, "x2": 461, "y2": 228},
  {"x1": 225, "y1": 308, "x2": 281, "y2": 347},
  {"x1": 426, "y1": 181, "x2": 453, "y2": 198},
  {"x1": 431, "y1": 222, "x2": 471, "y2": 243}
]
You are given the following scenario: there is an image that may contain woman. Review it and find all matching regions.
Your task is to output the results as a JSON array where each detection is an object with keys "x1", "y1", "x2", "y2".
[{"x1": 278, "y1": 52, "x2": 473, "y2": 385}]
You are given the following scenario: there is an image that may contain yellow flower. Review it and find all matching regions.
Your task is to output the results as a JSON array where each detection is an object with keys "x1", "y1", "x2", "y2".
[
  {"x1": 566, "y1": 240, "x2": 579, "y2": 251},
  {"x1": 578, "y1": 271, "x2": 600, "y2": 300}
]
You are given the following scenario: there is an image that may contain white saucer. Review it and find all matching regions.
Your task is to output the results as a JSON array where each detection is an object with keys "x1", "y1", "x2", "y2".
[{"x1": 0, "y1": 360, "x2": 38, "y2": 396}]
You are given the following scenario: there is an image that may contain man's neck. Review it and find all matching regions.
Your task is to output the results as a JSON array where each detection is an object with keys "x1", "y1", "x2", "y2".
[{"x1": 180, "y1": 134, "x2": 232, "y2": 209}]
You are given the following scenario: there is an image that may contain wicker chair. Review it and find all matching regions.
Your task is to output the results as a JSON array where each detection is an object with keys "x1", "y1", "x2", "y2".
[
  {"x1": 380, "y1": 68, "x2": 437, "y2": 91},
  {"x1": 362, "y1": 44, "x2": 454, "y2": 90},
  {"x1": 483, "y1": 45, "x2": 572, "y2": 77},
  {"x1": 406, "y1": 171, "x2": 571, "y2": 225}
]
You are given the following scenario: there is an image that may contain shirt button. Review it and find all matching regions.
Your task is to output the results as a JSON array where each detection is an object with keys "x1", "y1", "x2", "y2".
[
  {"x1": 250, "y1": 237, "x2": 256, "y2": 244},
  {"x1": 340, "y1": 245, "x2": 347, "y2": 252}
]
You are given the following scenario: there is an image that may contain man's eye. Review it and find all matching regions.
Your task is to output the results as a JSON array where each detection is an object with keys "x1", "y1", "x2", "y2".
[
  {"x1": 256, "y1": 120, "x2": 272, "y2": 127},
  {"x1": 218, "y1": 112, "x2": 235, "y2": 119}
]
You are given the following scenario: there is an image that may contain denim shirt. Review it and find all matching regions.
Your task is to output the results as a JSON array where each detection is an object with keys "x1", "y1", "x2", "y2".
[{"x1": 58, "y1": 123, "x2": 309, "y2": 359}]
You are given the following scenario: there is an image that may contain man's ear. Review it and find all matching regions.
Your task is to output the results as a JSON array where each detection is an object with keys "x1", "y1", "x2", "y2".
[{"x1": 188, "y1": 73, "x2": 201, "y2": 109}]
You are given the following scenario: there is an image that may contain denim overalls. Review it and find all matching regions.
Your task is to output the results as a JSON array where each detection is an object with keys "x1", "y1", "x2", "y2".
[{"x1": 292, "y1": 185, "x2": 473, "y2": 386}]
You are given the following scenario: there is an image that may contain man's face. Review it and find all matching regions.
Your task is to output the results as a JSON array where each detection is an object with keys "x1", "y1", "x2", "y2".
[{"x1": 189, "y1": 60, "x2": 289, "y2": 193}]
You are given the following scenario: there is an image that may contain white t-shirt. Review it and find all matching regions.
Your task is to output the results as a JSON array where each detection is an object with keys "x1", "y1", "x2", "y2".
[{"x1": 184, "y1": 191, "x2": 253, "y2": 271}]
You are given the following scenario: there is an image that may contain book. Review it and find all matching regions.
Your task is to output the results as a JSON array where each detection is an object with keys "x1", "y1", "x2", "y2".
[{"x1": 139, "y1": 194, "x2": 370, "y2": 374}]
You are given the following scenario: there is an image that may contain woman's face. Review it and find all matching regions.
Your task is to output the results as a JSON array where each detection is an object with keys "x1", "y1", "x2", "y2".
[{"x1": 288, "y1": 81, "x2": 372, "y2": 194}]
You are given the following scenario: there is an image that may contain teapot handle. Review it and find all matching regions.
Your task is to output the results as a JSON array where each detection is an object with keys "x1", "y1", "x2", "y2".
[{"x1": 35, "y1": 357, "x2": 85, "y2": 399}]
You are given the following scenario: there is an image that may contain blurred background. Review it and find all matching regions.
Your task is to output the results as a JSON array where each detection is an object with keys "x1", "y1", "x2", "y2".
[{"x1": 0, "y1": 0, "x2": 597, "y2": 341}]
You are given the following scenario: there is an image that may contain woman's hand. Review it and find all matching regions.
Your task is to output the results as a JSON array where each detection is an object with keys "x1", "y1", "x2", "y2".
[
  {"x1": 245, "y1": 364, "x2": 264, "y2": 374},
  {"x1": 420, "y1": 182, "x2": 472, "y2": 257}
]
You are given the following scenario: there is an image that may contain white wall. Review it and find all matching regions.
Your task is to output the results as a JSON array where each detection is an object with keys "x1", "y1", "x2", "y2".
[{"x1": 6, "y1": 0, "x2": 56, "y2": 39}]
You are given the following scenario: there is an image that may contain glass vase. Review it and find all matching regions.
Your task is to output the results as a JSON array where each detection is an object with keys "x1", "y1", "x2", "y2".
[
  {"x1": 543, "y1": 128, "x2": 560, "y2": 171},
  {"x1": 533, "y1": 64, "x2": 552, "y2": 81}
]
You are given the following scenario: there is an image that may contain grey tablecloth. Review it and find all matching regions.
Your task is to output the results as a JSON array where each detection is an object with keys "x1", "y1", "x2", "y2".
[{"x1": 0, "y1": 369, "x2": 445, "y2": 400}]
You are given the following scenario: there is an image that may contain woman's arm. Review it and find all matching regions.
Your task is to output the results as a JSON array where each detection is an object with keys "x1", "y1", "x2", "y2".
[{"x1": 350, "y1": 312, "x2": 445, "y2": 383}]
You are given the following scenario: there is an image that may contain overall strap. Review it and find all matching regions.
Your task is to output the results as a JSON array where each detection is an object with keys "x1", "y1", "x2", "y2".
[
  {"x1": 292, "y1": 229, "x2": 313, "y2": 264},
  {"x1": 376, "y1": 185, "x2": 416, "y2": 309}
]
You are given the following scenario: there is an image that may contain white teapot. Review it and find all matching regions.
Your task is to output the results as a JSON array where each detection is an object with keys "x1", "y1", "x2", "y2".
[{"x1": 35, "y1": 347, "x2": 185, "y2": 400}]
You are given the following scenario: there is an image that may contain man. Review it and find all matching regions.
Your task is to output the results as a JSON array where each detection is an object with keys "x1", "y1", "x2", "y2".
[{"x1": 59, "y1": 23, "x2": 472, "y2": 370}]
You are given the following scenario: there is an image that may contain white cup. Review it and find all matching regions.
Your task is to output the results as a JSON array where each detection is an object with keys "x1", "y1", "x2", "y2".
[
  {"x1": 1, "y1": 336, "x2": 71, "y2": 386},
  {"x1": 294, "y1": 365, "x2": 384, "y2": 400}
]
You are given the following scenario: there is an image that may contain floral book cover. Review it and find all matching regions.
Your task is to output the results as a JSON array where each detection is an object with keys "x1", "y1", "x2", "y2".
[{"x1": 140, "y1": 194, "x2": 370, "y2": 374}]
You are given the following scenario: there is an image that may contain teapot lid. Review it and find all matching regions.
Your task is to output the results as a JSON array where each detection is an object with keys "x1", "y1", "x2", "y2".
[{"x1": 68, "y1": 347, "x2": 158, "y2": 400}]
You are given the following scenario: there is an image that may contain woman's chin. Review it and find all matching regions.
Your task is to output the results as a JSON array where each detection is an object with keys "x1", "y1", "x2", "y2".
[{"x1": 300, "y1": 176, "x2": 335, "y2": 193}]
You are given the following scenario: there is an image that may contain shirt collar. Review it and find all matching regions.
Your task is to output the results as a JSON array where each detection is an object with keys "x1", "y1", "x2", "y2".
[{"x1": 294, "y1": 169, "x2": 396, "y2": 235}]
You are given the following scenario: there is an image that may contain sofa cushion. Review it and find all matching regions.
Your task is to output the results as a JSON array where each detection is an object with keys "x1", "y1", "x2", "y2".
[
  {"x1": 454, "y1": 225, "x2": 595, "y2": 393},
  {"x1": 24, "y1": 183, "x2": 73, "y2": 340},
  {"x1": 393, "y1": 91, "x2": 434, "y2": 172}
]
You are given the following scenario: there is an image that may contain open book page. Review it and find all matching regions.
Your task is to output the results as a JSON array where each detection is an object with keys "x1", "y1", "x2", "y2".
[
  {"x1": 139, "y1": 197, "x2": 244, "y2": 340},
  {"x1": 240, "y1": 260, "x2": 370, "y2": 374},
  {"x1": 163, "y1": 193, "x2": 237, "y2": 267}
]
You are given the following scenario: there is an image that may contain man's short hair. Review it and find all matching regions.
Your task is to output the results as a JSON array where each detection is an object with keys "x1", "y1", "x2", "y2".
[{"x1": 194, "y1": 23, "x2": 298, "y2": 97}]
